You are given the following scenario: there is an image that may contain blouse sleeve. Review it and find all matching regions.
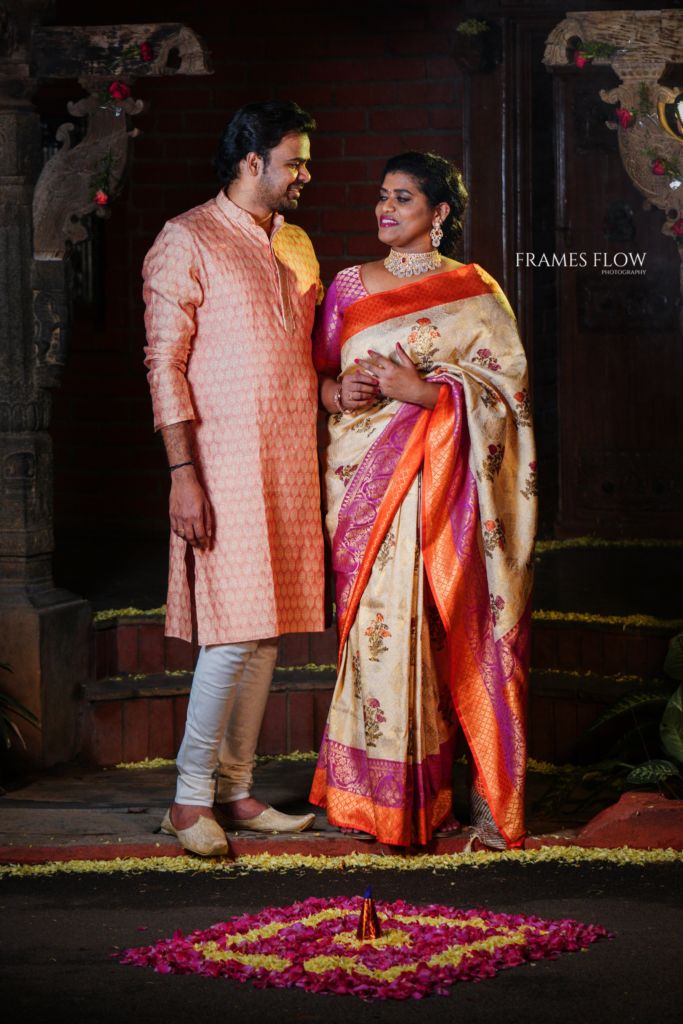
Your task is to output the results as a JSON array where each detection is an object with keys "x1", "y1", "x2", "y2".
[
  {"x1": 142, "y1": 221, "x2": 204, "y2": 432},
  {"x1": 311, "y1": 274, "x2": 344, "y2": 378}
]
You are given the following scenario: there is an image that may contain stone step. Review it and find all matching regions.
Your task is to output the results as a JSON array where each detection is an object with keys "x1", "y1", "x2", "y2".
[
  {"x1": 92, "y1": 613, "x2": 673, "y2": 682},
  {"x1": 80, "y1": 666, "x2": 648, "y2": 768}
]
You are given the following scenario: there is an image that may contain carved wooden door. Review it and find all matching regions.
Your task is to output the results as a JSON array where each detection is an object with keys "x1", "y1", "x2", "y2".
[{"x1": 553, "y1": 67, "x2": 683, "y2": 537}]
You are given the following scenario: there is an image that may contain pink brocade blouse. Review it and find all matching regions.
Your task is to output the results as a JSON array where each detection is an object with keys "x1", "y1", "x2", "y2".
[
  {"x1": 143, "y1": 191, "x2": 325, "y2": 645},
  {"x1": 311, "y1": 265, "x2": 368, "y2": 377}
]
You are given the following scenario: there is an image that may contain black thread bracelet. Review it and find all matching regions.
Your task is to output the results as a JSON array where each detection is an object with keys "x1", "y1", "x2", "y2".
[{"x1": 168, "y1": 461, "x2": 194, "y2": 473}]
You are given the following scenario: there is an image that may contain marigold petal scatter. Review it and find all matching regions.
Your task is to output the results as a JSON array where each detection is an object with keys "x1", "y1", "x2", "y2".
[{"x1": 117, "y1": 896, "x2": 610, "y2": 999}]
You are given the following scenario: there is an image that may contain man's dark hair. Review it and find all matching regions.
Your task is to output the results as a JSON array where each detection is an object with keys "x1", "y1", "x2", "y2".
[
  {"x1": 382, "y1": 151, "x2": 469, "y2": 259},
  {"x1": 213, "y1": 100, "x2": 317, "y2": 186}
]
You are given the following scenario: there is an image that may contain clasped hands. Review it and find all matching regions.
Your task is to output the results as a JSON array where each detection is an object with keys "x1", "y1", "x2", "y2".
[{"x1": 340, "y1": 343, "x2": 441, "y2": 412}]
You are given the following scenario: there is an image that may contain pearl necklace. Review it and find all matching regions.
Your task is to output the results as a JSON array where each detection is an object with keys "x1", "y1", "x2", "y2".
[{"x1": 383, "y1": 248, "x2": 442, "y2": 279}]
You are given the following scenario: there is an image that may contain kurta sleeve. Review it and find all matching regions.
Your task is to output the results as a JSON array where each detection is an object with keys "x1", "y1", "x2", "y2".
[
  {"x1": 142, "y1": 221, "x2": 204, "y2": 431},
  {"x1": 312, "y1": 274, "x2": 344, "y2": 377}
]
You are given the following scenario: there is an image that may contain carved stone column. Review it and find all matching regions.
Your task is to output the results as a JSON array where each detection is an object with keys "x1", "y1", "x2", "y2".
[
  {"x1": 0, "y1": 8, "x2": 211, "y2": 768},
  {"x1": 0, "y1": 0, "x2": 87, "y2": 769}
]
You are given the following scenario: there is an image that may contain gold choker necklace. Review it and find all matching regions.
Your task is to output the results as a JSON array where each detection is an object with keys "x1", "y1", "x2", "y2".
[{"x1": 384, "y1": 248, "x2": 442, "y2": 279}]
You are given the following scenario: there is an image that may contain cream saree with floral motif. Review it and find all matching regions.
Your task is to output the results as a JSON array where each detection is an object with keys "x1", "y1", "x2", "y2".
[{"x1": 309, "y1": 264, "x2": 537, "y2": 848}]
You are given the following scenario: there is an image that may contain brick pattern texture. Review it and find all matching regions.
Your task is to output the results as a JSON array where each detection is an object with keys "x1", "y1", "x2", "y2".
[{"x1": 40, "y1": 1, "x2": 465, "y2": 534}]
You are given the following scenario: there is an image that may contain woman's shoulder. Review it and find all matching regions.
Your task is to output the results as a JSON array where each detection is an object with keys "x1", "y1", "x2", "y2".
[
  {"x1": 329, "y1": 264, "x2": 367, "y2": 311},
  {"x1": 331, "y1": 264, "x2": 364, "y2": 287}
]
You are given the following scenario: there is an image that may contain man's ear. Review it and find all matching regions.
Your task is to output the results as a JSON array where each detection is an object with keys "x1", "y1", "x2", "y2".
[{"x1": 244, "y1": 151, "x2": 263, "y2": 178}]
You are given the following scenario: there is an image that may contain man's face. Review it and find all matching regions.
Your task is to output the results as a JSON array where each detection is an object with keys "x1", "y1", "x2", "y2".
[{"x1": 256, "y1": 132, "x2": 311, "y2": 213}]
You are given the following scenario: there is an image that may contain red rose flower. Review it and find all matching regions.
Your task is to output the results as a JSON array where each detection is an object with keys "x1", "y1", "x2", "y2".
[
  {"x1": 653, "y1": 159, "x2": 665, "y2": 175},
  {"x1": 477, "y1": 348, "x2": 491, "y2": 358},
  {"x1": 574, "y1": 51, "x2": 588, "y2": 68},
  {"x1": 416, "y1": 317, "x2": 431, "y2": 325},
  {"x1": 485, "y1": 521, "x2": 496, "y2": 532},
  {"x1": 514, "y1": 392, "x2": 525, "y2": 402},
  {"x1": 366, "y1": 698, "x2": 380, "y2": 708},
  {"x1": 529, "y1": 461, "x2": 536, "y2": 471},
  {"x1": 140, "y1": 42, "x2": 152, "y2": 61},
  {"x1": 615, "y1": 108, "x2": 633, "y2": 129},
  {"x1": 488, "y1": 444, "x2": 498, "y2": 455},
  {"x1": 93, "y1": 190, "x2": 108, "y2": 205},
  {"x1": 671, "y1": 218, "x2": 683, "y2": 236},
  {"x1": 110, "y1": 81, "x2": 131, "y2": 101}
]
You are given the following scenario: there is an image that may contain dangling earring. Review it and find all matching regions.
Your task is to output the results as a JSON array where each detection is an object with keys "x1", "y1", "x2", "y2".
[{"x1": 430, "y1": 220, "x2": 443, "y2": 249}]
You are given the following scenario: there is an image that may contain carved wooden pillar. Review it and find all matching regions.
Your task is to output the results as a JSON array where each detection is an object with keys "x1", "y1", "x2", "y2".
[
  {"x1": 0, "y1": 7, "x2": 211, "y2": 768},
  {"x1": 544, "y1": 10, "x2": 683, "y2": 314}
]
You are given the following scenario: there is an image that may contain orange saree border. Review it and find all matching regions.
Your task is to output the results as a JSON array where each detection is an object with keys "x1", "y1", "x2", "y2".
[
  {"x1": 340, "y1": 264, "x2": 500, "y2": 349},
  {"x1": 421, "y1": 388, "x2": 525, "y2": 847},
  {"x1": 310, "y1": 769, "x2": 453, "y2": 845}
]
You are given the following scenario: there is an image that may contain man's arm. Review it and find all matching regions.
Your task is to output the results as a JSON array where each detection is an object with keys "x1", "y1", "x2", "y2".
[{"x1": 161, "y1": 422, "x2": 212, "y2": 550}]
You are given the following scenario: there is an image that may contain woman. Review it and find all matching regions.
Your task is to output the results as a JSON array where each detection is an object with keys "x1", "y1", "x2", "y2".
[{"x1": 309, "y1": 152, "x2": 537, "y2": 849}]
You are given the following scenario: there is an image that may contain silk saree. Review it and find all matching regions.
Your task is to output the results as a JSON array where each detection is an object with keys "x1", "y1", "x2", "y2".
[{"x1": 309, "y1": 264, "x2": 537, "y2": 848}]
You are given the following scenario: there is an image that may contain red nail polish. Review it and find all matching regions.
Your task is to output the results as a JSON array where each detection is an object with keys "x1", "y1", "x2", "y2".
[{"x1": 354, "y1": 359, "x2": 359, "y2": 363}]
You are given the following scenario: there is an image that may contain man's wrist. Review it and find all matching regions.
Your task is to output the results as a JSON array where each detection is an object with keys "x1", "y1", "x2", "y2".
[{"x1": 170, "y1": 463, "x2": 197, "y2": 482}]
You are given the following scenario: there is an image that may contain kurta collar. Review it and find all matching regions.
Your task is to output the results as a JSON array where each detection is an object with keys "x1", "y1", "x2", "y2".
[{"x1": 214, "y1": 190, "x2": 285, "y2": 239}]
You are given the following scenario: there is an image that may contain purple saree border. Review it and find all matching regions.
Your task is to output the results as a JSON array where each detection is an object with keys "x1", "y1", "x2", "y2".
[
  {"x1": 316, "y1": 726, "x2": 452, "y2": 810},
  {"x1": 332, "y1": 401, "x2": 423, "y2": 624}
]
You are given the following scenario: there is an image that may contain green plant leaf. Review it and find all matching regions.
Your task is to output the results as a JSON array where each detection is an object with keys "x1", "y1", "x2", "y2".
[
  {"x1": 606, "y1": 721, "x2": 661, "y2": 762},
  {"x1": 664, "y1": 634, "x2": 683, "y2": 682},
  {"x1": 573, "y1": 771, "x2": 629, "y2": 815},
  {"x1": 660, "y1": 683, "x2": 683, "y2": 764},
  {"x1": 0, "y1": 712, "x2": 11, "y2": 750},
  {"x1": 0, "y1": 692, "x2": 40, "y2": 726},
  {"x1": 575, "y1": 689, "x2": 671, "y2": 744},
  {"x1": 625, "y1": 759, "x2": 682, "y2": 785},
  {"x1": 532, "y1": 767, "x2": 586, "y2": 817},
  {"x1": 6, "y1": 717, "x2": 26, "y2": 749}
]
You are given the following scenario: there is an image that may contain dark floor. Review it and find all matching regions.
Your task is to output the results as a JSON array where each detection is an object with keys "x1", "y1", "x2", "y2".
[
  {"x1": 53, "y1": 530, "x2": 683, "y2": 617},
  {"x1": 1, "y1": 862, "x2": 681, "y2": 1024}
]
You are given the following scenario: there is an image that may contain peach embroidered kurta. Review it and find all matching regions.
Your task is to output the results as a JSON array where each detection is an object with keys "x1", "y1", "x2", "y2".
[{"x1": 142, "y1": 191, "x2": 325, "y2": 646}]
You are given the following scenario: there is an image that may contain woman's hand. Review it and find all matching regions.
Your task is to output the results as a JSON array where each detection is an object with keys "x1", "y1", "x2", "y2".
[
  {"x1": 355, "y1": 344, "x2": 442, "y2": 410},
  {"x1": 318, "y1": 372, "x2": 379, "y2": 414},
  {"x1": 340, "y1": 368, "x2": 379, "y2": 411}
]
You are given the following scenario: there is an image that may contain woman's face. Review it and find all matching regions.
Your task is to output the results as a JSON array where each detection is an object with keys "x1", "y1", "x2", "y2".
[{"x1": 376, "y1": 172, "x2": 447, "y2": 251}]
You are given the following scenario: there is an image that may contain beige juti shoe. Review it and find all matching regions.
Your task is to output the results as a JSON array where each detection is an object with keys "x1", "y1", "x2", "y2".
[
  {"x1": 213, "y1": 804, "x2": 315, "y2": 833},
  {"x1": 160, "y1": 810, "x2": 230, "y2": 856}
]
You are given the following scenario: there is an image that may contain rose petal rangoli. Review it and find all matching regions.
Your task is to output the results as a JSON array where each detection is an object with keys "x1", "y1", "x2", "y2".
[{"x1": 118, "y1": 896, "x2": 610, "y2": 999}]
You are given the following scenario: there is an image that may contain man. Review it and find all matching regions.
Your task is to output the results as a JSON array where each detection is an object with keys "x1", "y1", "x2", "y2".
[{"x1": 142, "y1": 100, "x2": 325, "y2": 856}]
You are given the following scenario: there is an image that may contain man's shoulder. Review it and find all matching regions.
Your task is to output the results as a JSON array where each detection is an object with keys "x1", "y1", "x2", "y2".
[
  {"x1": 165, "y1": 198, "x2": 219, "y2": 236},
  {"x1": 278, "y1": 220, "x2": 316, "y2": 253}
]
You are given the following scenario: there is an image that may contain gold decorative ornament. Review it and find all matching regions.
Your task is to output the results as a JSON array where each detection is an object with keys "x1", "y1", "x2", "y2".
[
  {"x1": 384, "y1": 248, "x2": 442, "y2": 278},
  {"x1": 430, "y1": 221, "x2": 443, "y2": 248}
]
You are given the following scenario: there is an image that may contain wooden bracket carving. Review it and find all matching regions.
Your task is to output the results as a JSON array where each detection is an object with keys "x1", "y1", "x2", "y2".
[
  {"x1": 31, "y1": 23, "x2": 212, "y2": 260},
  {"x1": 33, "y1": 85, "x2": 146, "y2": 259},
  {"x1": 544, "y1": 11, "x2": 683, "y2": 318}
]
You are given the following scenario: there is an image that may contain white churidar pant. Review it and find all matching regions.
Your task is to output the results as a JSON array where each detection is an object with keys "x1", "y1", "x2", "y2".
[{"x1": 174, "y1": 637, "x2": 278, "y2": 806}]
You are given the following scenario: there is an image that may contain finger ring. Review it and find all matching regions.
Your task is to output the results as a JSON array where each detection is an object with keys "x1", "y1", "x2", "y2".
[{"x1": 178, "y1": 529, "x2": 185, "y2": 536}]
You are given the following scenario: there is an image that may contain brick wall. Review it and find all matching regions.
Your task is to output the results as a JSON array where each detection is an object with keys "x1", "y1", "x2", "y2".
[{"x1": 43, "y1": 1, "x2": 465, "y2": 534}]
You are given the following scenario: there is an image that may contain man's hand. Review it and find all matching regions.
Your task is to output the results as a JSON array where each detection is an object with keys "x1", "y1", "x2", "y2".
[
  {"x1": 355, "y1": 344, "x2": 441, "y2": 410},
  {"x1": 169, "y1": 465, "x2": 212, "y2": 549},
  {"x1": 160, "y1": 421, "x2": 212, "y2": 549}
]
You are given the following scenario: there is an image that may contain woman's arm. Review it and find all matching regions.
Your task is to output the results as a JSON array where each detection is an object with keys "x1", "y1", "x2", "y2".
[{"x1": 355, "y1": 344, "x2": 442, "y2": 411}]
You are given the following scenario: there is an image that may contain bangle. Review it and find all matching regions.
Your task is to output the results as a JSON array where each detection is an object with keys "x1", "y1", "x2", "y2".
[
  {"x1": 169, "y1": 461, "x2": 194, "y2": 473},
  {"x1": 333, "y1": 387, "x2": 344, "y2": 413}
]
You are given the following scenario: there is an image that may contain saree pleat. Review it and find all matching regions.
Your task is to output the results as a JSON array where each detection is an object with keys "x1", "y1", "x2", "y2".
[{"x1": 309, "y1": 265, "x2": 536, "y2": 847}]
